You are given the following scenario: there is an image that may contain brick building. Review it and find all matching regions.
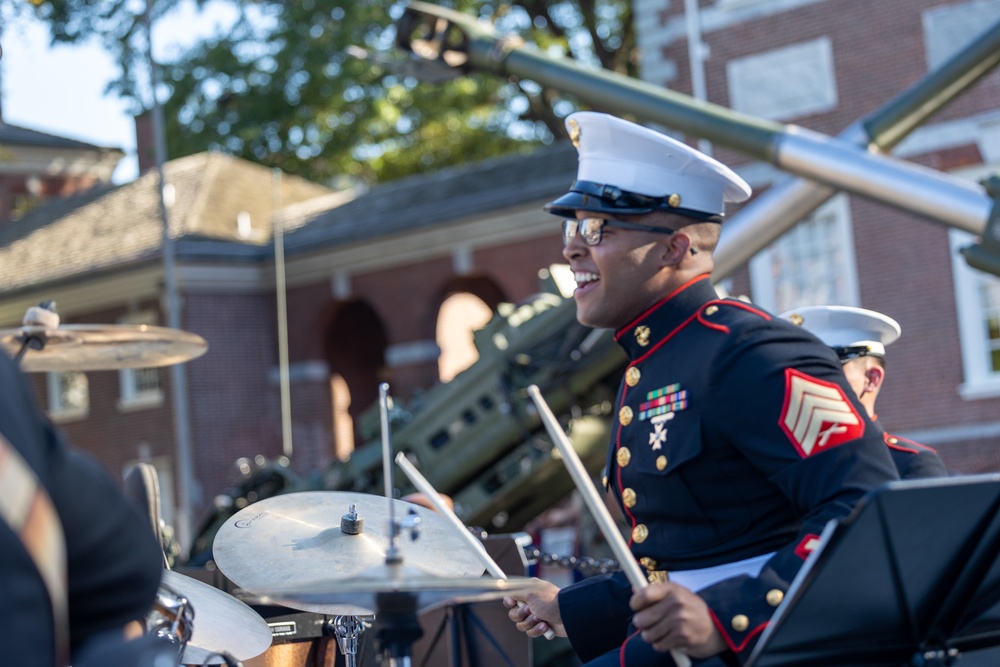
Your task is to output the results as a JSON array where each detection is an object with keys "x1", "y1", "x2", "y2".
[{"x1": 2, "y1": 0, "x2": 1000, "y2": 551}]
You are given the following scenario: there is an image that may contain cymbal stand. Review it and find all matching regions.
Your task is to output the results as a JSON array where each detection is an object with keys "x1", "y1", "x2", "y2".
[
  {"x1": 332, "y1": 614, "x2": 366, "y2": 667},
  {"x1": 333, "y1": 504, "x2": 369, "y2": 667},
  {"x1": 376, "y1": 383, "x2": 424, "y2": 667}
]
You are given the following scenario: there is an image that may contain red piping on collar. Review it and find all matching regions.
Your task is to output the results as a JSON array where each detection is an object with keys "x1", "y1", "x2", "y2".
[{"x1": 614, "y1": 274, "x2": 712, "y2": 343}]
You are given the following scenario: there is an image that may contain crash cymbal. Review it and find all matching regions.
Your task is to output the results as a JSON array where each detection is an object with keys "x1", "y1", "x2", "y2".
[
  {"x1": 0, "y1": 324, "x2": 208, "y2": 371},
  {"x1": 156, "y1": 569, "x2": 271, "y2": 665},
  {"x1": 254, "y1": 562, "x2": 547, "y2": 615},
  {"x1": 213, "y1": 491, "x2": 488, "y2": 616}
]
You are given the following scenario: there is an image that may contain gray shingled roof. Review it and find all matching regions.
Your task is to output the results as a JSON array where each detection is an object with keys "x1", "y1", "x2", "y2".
[
  {"x1": 0, "y1": 121, "x2": 116, "y2": 151},
  {"x1": 0, "y1": 142, "x2": 579, "y2": 296},
  {"x1": 0, "y1": 152, "x2": 333, "y2": 295},
  {"x1": 281, "y1": 141, "x2": 578, "y2": 254}
]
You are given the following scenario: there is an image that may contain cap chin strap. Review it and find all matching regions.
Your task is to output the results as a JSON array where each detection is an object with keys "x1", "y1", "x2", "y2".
[{"x1": 570, "y1": 181, "x2": 724, "y2": 222}]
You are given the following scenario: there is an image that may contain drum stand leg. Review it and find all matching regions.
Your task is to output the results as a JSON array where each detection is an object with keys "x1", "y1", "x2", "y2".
[
  {"x1": 333, "y1": 615, "x2": 366, "y2": 667},
  {"x1": 375, "y1": 592, "x2": 422, "y2": 667}
]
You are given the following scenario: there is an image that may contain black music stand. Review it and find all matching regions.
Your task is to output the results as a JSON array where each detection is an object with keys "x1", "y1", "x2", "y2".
[{"x1": 746, "y1": 474, "x2": 1000, "y2": 667}]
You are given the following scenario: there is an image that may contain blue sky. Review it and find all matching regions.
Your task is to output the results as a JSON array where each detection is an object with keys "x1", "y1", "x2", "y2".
[{"x1": 1, "y1": 1, "x2": 238, "y2": 184}]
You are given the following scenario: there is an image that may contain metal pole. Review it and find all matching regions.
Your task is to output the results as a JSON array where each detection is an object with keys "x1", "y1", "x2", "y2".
[
  {"x1": 683, "y1": 0, "x2": 712, "y2": 156},
  {"x1": 272, "y1": 169, "x2": 292, "y2": 458},
  {"x1": 145, "y1": 0, "x2": 195, "y2": 552}
]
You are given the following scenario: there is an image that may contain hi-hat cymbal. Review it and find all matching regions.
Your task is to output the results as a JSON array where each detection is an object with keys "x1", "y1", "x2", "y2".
[
  {"x1": 157, "y1": 569, "x2": 271, "y2": 665},
  {"x1": 0, "y1": 324, "x2": 208, "y2": 371},
  {"x1": 255, "y1": 562, "x2": 548, "y2": 615},
  {"x1": 213, "y1": 491, "x2": 488, "y2": 616}
]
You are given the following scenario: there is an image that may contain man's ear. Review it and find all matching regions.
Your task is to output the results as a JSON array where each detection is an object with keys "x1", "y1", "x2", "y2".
[
  {"x1": 659, "y1": 232, "x2": 691, "y2": 266},
  {"x1": 865, "y1": 364, "x2": 885, "y2": 393}
]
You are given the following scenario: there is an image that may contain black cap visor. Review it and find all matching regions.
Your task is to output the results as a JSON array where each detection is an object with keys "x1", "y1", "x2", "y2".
[{"x1": 544, "y1": 181, "x2": 722, "y2": 222}]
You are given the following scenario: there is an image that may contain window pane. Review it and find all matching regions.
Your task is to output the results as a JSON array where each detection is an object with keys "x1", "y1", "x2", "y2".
[{"x1": 60, "y1": 371, "x2": 89, "y2": 410}]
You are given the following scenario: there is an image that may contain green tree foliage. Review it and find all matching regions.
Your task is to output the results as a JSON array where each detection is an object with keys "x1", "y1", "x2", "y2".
[{"x1": 15, "y1": 0, "x2": 634, "y2": 185}]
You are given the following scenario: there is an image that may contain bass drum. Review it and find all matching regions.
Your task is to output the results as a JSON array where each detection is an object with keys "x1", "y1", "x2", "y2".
[{"x1": 241, "y1": 607, "x2": 376, "y2": 667}]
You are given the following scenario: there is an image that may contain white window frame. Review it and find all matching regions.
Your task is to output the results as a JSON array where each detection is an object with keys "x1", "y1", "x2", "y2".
[
  {"x1": 117, "y1": 311, "x2": 164, "y2": 412},
  {"x1": 749, "y1": 194, "x2": 860, "y2": 313},
  {"x1": 46, "y1": 370, "x2": 89, "y2": 423},
  {"x1": 949, "y1": 228, "x2": 1000, "y2": 399}
]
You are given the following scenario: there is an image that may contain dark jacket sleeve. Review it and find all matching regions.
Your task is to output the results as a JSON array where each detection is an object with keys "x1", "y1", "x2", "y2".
[
  {"x1": 0, "y1": 353, "x2": 163, "y2": 656},
  {"x1": 558, "y1": 571, "x2": 634, "y2": 662},
  {"x1": 696, "y1": 322, "x2": 899, "y2": 662}
]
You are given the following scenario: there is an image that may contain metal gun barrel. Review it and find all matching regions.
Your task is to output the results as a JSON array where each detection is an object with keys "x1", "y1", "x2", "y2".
[{"x1": 398, "y1": 2, "x2": 994, "y2": 238}]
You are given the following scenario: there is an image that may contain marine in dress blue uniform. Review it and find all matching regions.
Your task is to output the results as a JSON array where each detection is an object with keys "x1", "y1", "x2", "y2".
[
  {"x1": 504, "y1": 112, "x2": 900, "y2": 666},
  {"x1": 778, "y1": 305, "x2": 948, "y2": 480}
]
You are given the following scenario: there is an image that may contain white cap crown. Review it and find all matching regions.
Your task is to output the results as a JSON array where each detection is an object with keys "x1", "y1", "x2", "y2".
[{"x1": 778, "y1": 305, "x2": 901, "y2": 358}]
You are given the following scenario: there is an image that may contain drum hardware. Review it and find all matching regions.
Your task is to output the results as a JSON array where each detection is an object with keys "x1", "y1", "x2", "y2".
[
  {"x1": 2, "y1": 301, "x2": 209, "y2": 372},
  {"x1": 147, "y1": 581, "x2": 194, "y2": 661},
  {"x1": 149, "y1": 569, "x2": 271, "y2": 666}
]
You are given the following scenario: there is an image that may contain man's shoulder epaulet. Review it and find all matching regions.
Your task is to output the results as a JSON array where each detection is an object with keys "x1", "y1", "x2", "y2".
[{"x1": 695, "y1": 298, "x2": 770, "y2": 333}]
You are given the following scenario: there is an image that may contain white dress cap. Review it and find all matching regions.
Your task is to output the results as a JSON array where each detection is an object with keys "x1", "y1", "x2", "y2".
[
  {"x1": 566, "y1": 112, "x2": 751, "y2": 215},
  {"x1": 777, "y1": 305, "x2": 901, "y2": 358}
]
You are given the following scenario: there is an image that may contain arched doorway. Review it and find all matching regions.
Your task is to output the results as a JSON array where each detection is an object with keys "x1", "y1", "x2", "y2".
[{"x1": 325, "y1": 300, "x2": 387, "y2": 458}]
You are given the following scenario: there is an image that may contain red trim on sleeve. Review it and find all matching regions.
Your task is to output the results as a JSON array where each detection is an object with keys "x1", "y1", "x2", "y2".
[
  {"x1": 620, "y1": 628, "x2": 643, "y2": 667},
  {"x1": 708, "y1": 608, "x2": 770, "y2": 653},
  {"x1": 794, "y1": 533, "x2": 821, "y2": 560}
]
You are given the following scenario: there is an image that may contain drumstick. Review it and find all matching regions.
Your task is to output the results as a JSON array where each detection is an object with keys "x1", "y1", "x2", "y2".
[
  {"x1": 526, "y1": 385, "x2": 692, "y2": 667},
  {"x1": 394, "y1": 452, "x2": 556, "y2": 640}
]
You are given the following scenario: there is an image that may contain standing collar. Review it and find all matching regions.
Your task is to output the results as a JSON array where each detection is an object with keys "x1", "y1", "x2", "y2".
[{"x1": 614, "y1": 274, "x2": 718, "y2": 360}]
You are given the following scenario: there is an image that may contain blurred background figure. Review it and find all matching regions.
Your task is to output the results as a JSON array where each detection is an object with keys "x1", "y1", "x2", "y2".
[{"x1": 779, "y1": 305, "x2": 948, "y2": 479}]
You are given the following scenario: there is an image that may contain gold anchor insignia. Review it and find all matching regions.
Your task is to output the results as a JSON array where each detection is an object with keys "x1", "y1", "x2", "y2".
[
  {"x1": 634, "y1": 325, "x2": 651, "y2": 347},
  {"x1": 568, "y1": 119, "x2": 581, "y2": 147}
]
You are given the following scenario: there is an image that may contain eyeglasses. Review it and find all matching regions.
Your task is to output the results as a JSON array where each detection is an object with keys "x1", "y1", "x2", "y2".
[
  {"x1": 562, "y1": 217, "x2": 676, "y2": 247},
  {"x1": 832, "y1": 345, "x2": 873, "y2": 363}
]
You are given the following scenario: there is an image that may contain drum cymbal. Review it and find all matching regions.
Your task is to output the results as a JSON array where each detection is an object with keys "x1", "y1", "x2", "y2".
[
  {"x1": 254, "y1": 562, "x2": 548, "y2": 615},
  {"x1": 159, "y1": 569, "x2": 271, "y2": 665},
  {"x1": 0, "y1": 324, "x2": 208, "y2": 371},
  {"x1": 213, "y1": 491, "x2": 488, "y2": 616}
]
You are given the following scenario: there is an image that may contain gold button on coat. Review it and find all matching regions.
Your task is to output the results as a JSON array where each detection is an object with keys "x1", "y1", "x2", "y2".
[
  {"x1": 622, "y1": 488, "x2": 637, "y2": 508},
  {"x1": 639, "y1": 557, "x2": 657, "y2": 571},
  {"x1": 625, "y1": 367, "x2": 641, "y2": 387},
  {"x1": 616, "y1": 447, "x2": 631, "y2": 467},
  {"x1": 655, "y1": 455, "x2": 668, "y2": 471},
  {"x1": 731, "y1": 614, "x2": 749, "y2": 632},
  {"x1": 705, "y1": 305, "x2": 719, "y2": 316},
  {"x1": 887, "y1": 437, "x2": 898, "y2": 444},
  {"x1": 632, "y1": 524, "x2": 649, "y2": 543},
  {"x1": 766, "y1": 589, "x2": 784, "y2": 607},
  {"x1": 619, "y1": 406, "x2": 633, "y2": 426}
]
